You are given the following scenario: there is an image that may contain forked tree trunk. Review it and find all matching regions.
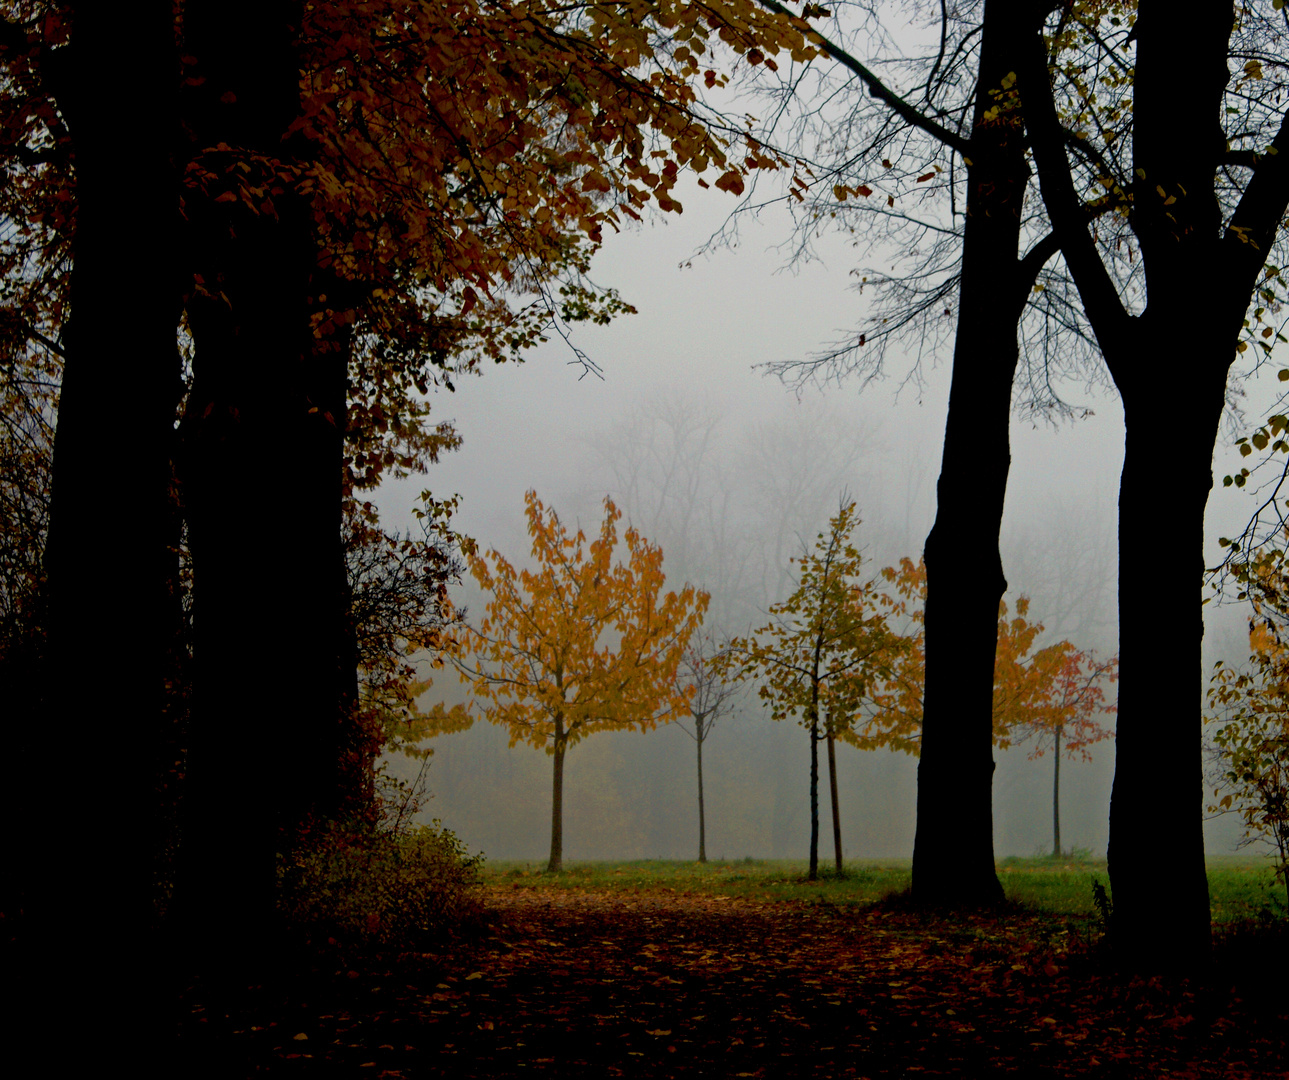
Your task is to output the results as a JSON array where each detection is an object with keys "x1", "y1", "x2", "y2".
[
  {"x1": 912, "y1": 0, "x2": 1036, "y2": 909},
  {"x1": 1017, "y1": 0, "x2": 1240, "y2": 971},
  {"x1": 827, "y1": 726, "x2": 843, "y2": 873}
]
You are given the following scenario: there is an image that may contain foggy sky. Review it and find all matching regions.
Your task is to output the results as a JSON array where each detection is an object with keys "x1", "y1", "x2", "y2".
[{"x1": 377, "y1": 171, "x2": 1272, "y2": 864}]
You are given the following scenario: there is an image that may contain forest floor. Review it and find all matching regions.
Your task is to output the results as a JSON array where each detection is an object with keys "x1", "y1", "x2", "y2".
[{"x1": 175, "y1": 863, "x2": 1289, "y2": 1078}]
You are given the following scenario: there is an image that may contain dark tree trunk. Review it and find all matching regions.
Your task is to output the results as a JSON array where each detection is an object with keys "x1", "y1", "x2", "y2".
[
  {"x1": 1108, "y1": 372, "x2": 1220, "y2": 968},
  {"x1": 175, "y1": 0, "x2": 350, "y2": 968},
  {"x1": 1021, "y1": 0, "x2": 1289, "y2": 969},
  {"x1": 1051, "y1": 727, "x2": 1061, "y2": 859},
  {"x1": 912, "y1": 0, "x2": 1035, "y2": 909},
  {"x1": 1016, "y1": 0, "x2": 1257, "y2": 970},
  {"x1": 827, "y1": 726, "x2": 843, "y2": 873},
  {"x1": 549, "y1": 724, "x2": 567, "y2": 873},
  {"x1": 1101, "y1": 0, "x2": 1239, "y2": 970},
  {"x1": 22, "y1": 1, "x2": 183, "y2": 1065},
  {"x1": 696, "y1": 716, "x2": 707, "y2": 863},
  {"x1": 808, "y1": 708, "x2": 820, "y2": 881}
]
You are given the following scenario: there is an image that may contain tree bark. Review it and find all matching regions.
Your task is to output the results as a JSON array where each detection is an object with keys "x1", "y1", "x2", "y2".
[
  {"x1": 827, "y1": 725, "x2": 843, "y2": 873},
  {"x1": 1098, "y1": 0, "x2": 1243, "y2": 972},
  {"x1": 911, "y1": 0, "x2": 1035, "y2": 909},
  {"x1": 23, "y1": 2, "x2": 183, "y2": 1066},
  {"x1": 549, "y1": 725, "x2": 567, "y2": 873},
  {"x1": 1052, "y1": 727, "x2": 1061, "y2": 859},
  {"x1": 696, "y1": 715, "x2": 707, "y2": 863},
  {"x1": 175, "y1": 0, "x2": 351, "y2": 968},
  {"x1": 1108, "y1": 374, "x2": 1220, "y2": 967},
  {"x1": 1021, "y1": 0, "x2": 1289, "y2": 969}
]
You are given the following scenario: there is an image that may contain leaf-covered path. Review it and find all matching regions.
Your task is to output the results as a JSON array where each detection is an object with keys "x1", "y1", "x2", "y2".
[{"x1": 183, "y1": 884, "x2": 1289, "y2": 1077}]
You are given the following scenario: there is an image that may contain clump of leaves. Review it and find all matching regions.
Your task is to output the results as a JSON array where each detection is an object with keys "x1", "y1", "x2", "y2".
[
  {"x1": 1207, "y1": 612, "x2": 1289, "y2": 912},
  {"x1": 278, "y1": 819, "x2": 484, "y2": 950}
]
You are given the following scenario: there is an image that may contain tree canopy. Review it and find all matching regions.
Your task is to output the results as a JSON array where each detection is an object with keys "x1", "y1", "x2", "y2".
[{"x1": 456, "y1": 490, "x2": 708, "y2": 870}]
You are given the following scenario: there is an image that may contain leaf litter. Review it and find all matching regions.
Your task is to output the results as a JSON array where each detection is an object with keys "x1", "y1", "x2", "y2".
[{"x1": 175, "y1": 882, "x2": 1289, "y2": 1077}]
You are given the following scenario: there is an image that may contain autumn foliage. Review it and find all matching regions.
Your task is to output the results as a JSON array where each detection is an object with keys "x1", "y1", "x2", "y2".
[
  {"x1": 721, "y1": 500, "x2": 1117, "y2": 876},
  {"x1": 858, "y1": 559, "x2": 1116, "y2": 760},
  {"x1": 1208, "y1": 610, "x2": 1289, "y2": 908},
  {"x1": 455, "y1": 491, "x2": 708, "y2": 871}
]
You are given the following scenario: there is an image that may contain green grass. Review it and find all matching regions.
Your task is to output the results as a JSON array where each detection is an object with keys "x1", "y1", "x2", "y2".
[
  {"x1": 481, "y1": 857, "x2": 911, "y2": 905},
  {"x1": 480, "y1": 855, "x2": 1286, "y2": 922}
]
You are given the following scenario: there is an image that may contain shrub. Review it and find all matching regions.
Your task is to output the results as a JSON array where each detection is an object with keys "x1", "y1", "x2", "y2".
[{"x1": 278, "y1": 819, "x2": 483, "y2": 949}]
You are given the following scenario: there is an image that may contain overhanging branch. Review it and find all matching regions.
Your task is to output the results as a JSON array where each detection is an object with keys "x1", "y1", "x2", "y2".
[{"x1": 753, "y1": 0, "x2": 973, "y2": 159}]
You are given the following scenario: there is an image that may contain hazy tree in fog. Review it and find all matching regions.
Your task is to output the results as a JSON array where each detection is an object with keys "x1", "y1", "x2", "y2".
[
  {"x1": 586, "y1": 394, "x2": 880, "y2": 630},
  {"x1": 585, "y1": 393, "x2": 758, "y2": 627},
  {"x1": 741, "y1": 410, "x2": 878, "y2": 611},
  {"x1": 861, "y1": 560, "x2": 1114, "y2": 862},
  {"x1": 455, "y1": 491, "x2": 707, "y2": 872},
  {"x1": 675, "y1": 631, "x2": 742, "y2": 863},
  {"x1": 344, "y1": 492, "x2": 473, "y2": 788},
  {"x1": 1001, "y1": 495, "x2": 1116, "y2": 649},
  {"x1": 1007, "y1": 646, "x2": 1116, "y2": 859}
]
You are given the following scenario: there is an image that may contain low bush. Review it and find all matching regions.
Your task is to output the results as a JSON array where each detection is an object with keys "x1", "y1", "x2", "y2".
[{"x1": 279, "y1": 819, "x2": 484, "y2": 949}]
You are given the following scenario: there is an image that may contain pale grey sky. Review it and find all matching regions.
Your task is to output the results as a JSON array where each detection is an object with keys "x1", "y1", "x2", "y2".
[{"x1": 376, "y1": 152, "x2": 1276, "y2": 863}]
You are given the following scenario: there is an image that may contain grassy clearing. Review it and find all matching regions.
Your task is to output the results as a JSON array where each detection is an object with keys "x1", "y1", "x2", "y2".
[
  {"x1": 480, "y1": 855, "x2": 1284, "y2": 922},
  {"x1": 482, "y1": 857, "x2": 910, "y2": 905}
]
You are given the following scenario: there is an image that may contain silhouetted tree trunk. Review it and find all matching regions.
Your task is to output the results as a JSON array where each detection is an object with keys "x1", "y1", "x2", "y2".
[
  {"x1": 176, "y1": 0, "x2": 351, "y2": 968},
  {"x1": 912, "y1": 0, "x2": 1050, "y2": 909},
  {"x1": 21, "y1": 1, "x2": 183, "y2": 1065},
  {"x1": 549, "y1": 720, "x2": 567, "y2": 872},
  {"x1": 1106, "y1": 343, "x2": 1222, "y2": 967},
  {"x1": 827, "y1": 725, "x2": 843, "y2": 873},
  {"x1": 1020, "y1": 0, "x2": 1289, "y2": 969}
]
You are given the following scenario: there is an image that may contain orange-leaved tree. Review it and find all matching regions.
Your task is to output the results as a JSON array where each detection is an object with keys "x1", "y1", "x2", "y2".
[
  {"x1": 869, "y1": 562, "x2": 1092, "y2": 747},
  {"x1": 991, "y1": 597, "x2": 1071, "y2": 740},
  {"x1": 456, "y1": 490, "x2": 708, "y2": 872},
  {"x1": 1004, "y1": 644, "x2": 1117, "y2": 859},
  {"x1": 866, "y1": 562, "x2": 1114, "y2": 857}
]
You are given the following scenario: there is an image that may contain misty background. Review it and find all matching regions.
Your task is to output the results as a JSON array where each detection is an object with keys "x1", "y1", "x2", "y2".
[{"x1": 374, "y1": 172, "x2": 1270, "y2": 864}]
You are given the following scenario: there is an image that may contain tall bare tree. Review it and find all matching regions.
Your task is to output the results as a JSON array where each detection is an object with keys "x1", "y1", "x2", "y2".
[{"x1": 676, "y1": 630, "x2": 743, "y2": 862}]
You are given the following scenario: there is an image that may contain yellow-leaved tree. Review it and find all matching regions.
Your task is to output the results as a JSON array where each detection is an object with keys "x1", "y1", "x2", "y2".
[
  {"x1": 723, "y1": 500, "x2": 912, "y2": 880},
  {"x1": 456, "y1": 491, "x2": 708, "y2": 871}
]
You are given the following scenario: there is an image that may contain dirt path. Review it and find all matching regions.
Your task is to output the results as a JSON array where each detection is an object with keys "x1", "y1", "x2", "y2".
[{"x1": 183, "y1": 886, "x2": 1289, "y2": 1077}]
